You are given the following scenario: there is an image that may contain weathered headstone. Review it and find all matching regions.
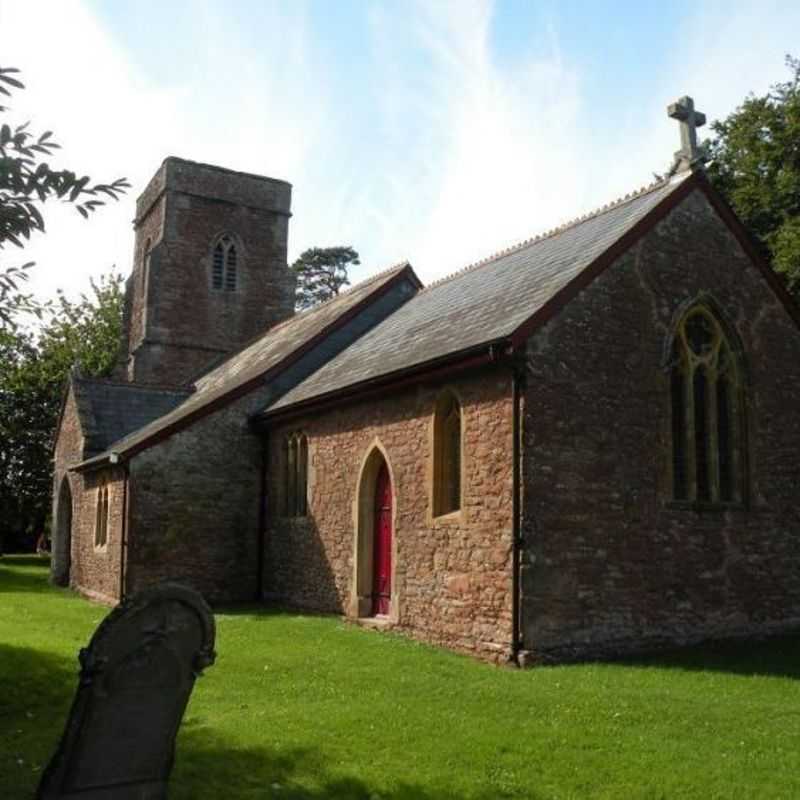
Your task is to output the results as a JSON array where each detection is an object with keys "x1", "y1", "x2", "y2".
[{"x1": 37, "y1": 584, "x2": 216, "y2": 800}]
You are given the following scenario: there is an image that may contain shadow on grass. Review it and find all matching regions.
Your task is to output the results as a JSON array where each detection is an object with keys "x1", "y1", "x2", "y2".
[
  {"x1": 0, "y1": 643, "x2": 79, "y2": 800},
  {"x1": 614, "y1": 632, "x2": 800, "y2": 680},
  {"x1": 175, "y1": 728, "x2": 541, "y2": 800},
  {"x1": 0, "y1": 555, "x2": 53, "y2": 594}
]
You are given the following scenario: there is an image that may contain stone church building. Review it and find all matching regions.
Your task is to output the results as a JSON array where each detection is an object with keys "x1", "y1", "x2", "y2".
[{"x1": 52, "y1": 101, "x2": 800, "y2": 663}]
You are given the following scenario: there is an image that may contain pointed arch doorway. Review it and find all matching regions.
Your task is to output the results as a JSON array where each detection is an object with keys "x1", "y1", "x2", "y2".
[
  {"x1": 351, "y1": 445, "x2": 397, "y2": 621},
  {"x1": 52, "y1": 477, "x2": 73, "y2": 586}
]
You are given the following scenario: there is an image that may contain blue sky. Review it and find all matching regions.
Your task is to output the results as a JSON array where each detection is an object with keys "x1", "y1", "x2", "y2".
[{"x1": 1, "y1": 1, "x2": 798, "y2": 305}]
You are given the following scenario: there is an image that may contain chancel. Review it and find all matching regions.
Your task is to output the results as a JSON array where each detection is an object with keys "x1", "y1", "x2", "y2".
[{"x1": 51, "y1": 100, "x2": 800, "y2": 664}]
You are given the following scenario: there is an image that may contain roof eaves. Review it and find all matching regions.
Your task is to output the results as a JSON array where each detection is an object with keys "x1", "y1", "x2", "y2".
[{"x1": 257, "y1": 337, "x2": 510, "y2": 425}]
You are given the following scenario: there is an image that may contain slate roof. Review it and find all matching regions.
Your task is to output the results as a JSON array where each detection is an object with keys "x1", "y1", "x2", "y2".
[
  {"x1": 71, "y1": 376, "x2": 189, "y2": 457},
  {"x1": 74, "y1": 262, "x2": 418, "y2": 467},
  {"x1": 266, "y1": 173, "x2": 692, "y2": 414}
]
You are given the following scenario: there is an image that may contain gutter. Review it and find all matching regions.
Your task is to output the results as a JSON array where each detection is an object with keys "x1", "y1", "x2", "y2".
[{"x1": 256, "y1": 338, "x2": 512, "y2": 427}]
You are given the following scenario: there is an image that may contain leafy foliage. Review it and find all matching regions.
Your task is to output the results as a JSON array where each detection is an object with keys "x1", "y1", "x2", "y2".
[
  {"x1": 292, "y1": 246, "x2": 359, "y2": 310},
  {"x1": 0, "y1": 273, "x2": 123, "y2": 552},
  {"x1": 0, "y1": 66, "x2": 129, "y2": 328},
  {"x1": 707, "y1": 56, "x2": 800, "y2": 296}
]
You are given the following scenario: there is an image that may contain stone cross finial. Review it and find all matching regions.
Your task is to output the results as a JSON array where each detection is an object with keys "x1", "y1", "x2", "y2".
[{"x1": 667, "y1": 96, "x2": 707, "y2": 173}]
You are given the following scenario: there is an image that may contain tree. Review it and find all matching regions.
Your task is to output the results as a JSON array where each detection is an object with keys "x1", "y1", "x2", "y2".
[
  {"x1": 706, "y1": 55, "x2": 800, "y2": 297},
  {"x1": 0, "y1": 272, "x2": 123, "y2": 554},
  {"x1": 0, "y1": 66, "x2": 129, "y2": 328},
  {"x1": 292, "y1": 246, "x2": 360, "y2": 310}
]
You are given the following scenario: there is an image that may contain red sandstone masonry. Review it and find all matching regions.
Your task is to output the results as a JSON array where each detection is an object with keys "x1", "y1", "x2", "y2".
[
  {"x1": 521, "y1": 188, "x2": 800, "y2": 661},
  {"x1": 265, "y1": 368, "x2": 515, "y2": 663},
  {"x1": 126, "y1": 160, "x2": 295, "y2": 386}
]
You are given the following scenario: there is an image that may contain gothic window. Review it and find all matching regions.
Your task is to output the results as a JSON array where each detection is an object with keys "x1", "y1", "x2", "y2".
[
  {"x1": 212, "y1": 235, "x2": 238, "y2": 292},
  {"x1": 669, "y1": 306, "x2": 744, "y2": 504},
  {"x1": 284, "y1": 433, "x2": 308, "y2": 517},
  {"x1": 433, "y1": 391, "x2": 462, "y2": 516},
  {"x1": 94, "y1": 480, "x2": 110, "y2": 548}
]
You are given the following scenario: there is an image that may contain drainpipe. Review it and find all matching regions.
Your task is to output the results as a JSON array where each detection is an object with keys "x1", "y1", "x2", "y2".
[
  {"x1": 510, "y1": 362, "x2": 524, "y2": 665},
  {"x1": 116, "y1": 454, "x2": 129, "y2": 603},
  {"x1": 256, "y1": 432, "x2": 269, "y2": 601}
]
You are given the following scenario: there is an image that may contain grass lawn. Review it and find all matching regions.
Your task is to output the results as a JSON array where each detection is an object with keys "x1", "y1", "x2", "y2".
[{"x1": 2, "y1": 556, "x2": 800, "y2": 799}]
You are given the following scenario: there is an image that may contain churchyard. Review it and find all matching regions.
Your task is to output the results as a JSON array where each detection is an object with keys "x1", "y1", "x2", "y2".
[{"x1": 2, "y1": 554, "x2": 800, "y2": 799}]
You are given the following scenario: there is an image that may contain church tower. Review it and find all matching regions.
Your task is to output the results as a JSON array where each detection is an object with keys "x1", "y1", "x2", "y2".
[{"x1": 118, "y1": 157, "x2": 296, "y2": 386}]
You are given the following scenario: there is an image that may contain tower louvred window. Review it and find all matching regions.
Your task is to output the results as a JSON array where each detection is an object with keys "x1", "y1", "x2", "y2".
[
  {"x1": 211, "y1": 235, "x2": 237, "y2": 291},
  {"x1": 225, "y1": 244, "x2": 237, "y2": 291},
  {"x1": 669, "y1": 306, "x2": 744, "y2": 505},
  {"x1": 212, "y1": 243, "x2": 224, "y2": 289}
]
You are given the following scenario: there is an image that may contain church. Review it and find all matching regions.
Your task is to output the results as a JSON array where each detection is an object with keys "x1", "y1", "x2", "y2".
[{"x1": 51, "y1": 99, "x2": 800, "y2": 663}]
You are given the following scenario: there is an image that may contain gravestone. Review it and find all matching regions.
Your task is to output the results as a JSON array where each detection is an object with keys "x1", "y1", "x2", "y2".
[{"x1": 37, "y1": 583, "x2": 216, "y2": 800}]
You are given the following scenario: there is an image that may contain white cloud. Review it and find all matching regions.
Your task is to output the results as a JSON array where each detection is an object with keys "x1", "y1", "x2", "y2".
[
  {"x1": 0, "y1": 0, "x2": 325, "y2": 307},
  {"x1": 1, "y1": 0, "x2": 798, "y2": 317}
]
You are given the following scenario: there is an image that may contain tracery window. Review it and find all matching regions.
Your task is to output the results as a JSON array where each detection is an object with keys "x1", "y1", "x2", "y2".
[
  {"x1": 284, "y1": 432, "x2": 308, "y2": 517},
  {"x1": 212, "y1": 235, "x2": 238, "y2": 291},
  {"x1": 433, "y1": 391, "x2": 462, "y2": 516},
  {"x1": 669, "y1": 306, "x2": 744, "y2": 504},
  {"x1": 94, "y1": 479, "x2": 109, "y2": 548}
]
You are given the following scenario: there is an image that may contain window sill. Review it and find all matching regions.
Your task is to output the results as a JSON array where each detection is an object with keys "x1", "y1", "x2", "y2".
[
  {"x1": 664, "y1": 500, "x2": 747, "y2": 513},
  {"x1": 430, "y1": 509, "x2": 463, "y2": 525}
]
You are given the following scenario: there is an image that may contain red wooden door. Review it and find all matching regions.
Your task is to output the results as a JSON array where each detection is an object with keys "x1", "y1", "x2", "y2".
[{"x1": 372, "y1": 463, "x2": 392, "y2": 616}]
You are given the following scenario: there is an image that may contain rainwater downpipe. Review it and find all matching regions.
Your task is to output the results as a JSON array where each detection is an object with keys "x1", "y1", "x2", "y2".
[
  {"x1": 112, "y1": 453, "x2": 129, "y2": 602},
  {"x1": 511, "y1": 363, "x2": 524, "y2": 665},
  {"x1": 256, "y1": 432, "x2": 269, "y2": 601}
]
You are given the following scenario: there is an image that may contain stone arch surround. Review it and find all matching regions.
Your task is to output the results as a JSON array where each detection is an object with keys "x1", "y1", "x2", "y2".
[{"x1": 349, "y1": 440, "x2": 399, "y2": 623}]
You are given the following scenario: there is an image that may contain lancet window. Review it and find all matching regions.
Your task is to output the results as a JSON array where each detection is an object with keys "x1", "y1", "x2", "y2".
[
  {"x1": 284, "y1": 433, "x2": 308, "y2": 517},
  {"x1": 94, "y1": 480, "x2": 110, "y2": 548},
  {"x1": 433, "y1": 391, "x2": 462, "y2": 516}
]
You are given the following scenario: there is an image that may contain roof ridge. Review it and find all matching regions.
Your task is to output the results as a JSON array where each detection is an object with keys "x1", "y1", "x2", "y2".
[
  {"x1": 422, "y1": 176, "x2": 673, "y2": 294},
  {"x1": 192, "y1": 259, "x2": 412, "y2": 387}
]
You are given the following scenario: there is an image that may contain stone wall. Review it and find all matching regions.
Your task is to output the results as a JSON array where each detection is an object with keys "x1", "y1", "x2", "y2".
[
  {"x1": 520, "y1": 188, "x2": 800, "y2": 660},
  {"x1": 68, "y1": 467, "x2": 125, "y2": 604},
  {"x1": 51, "y1": 386, "x2": 85, "y2": 587},
  {"x1": 51, "y1": 387, "x2": 124, "y2": 603},
  {"x1": 125, "y1": 387, "x2": 270, "y2": 604},
  {"x1": 120, "y1": 274, "x2": 419, "y2": 605},
  {"x1": 125, "y1": 158, "x2": 296, "y2": 386},
  {"x1": 264, "y1": 368, "x2": 515, "y2": 662}
]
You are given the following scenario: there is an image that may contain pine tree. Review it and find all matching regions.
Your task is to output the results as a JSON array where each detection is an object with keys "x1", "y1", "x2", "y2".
[{"x1": 292, "y1": 246, "x2": 359, "y2": 310}]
